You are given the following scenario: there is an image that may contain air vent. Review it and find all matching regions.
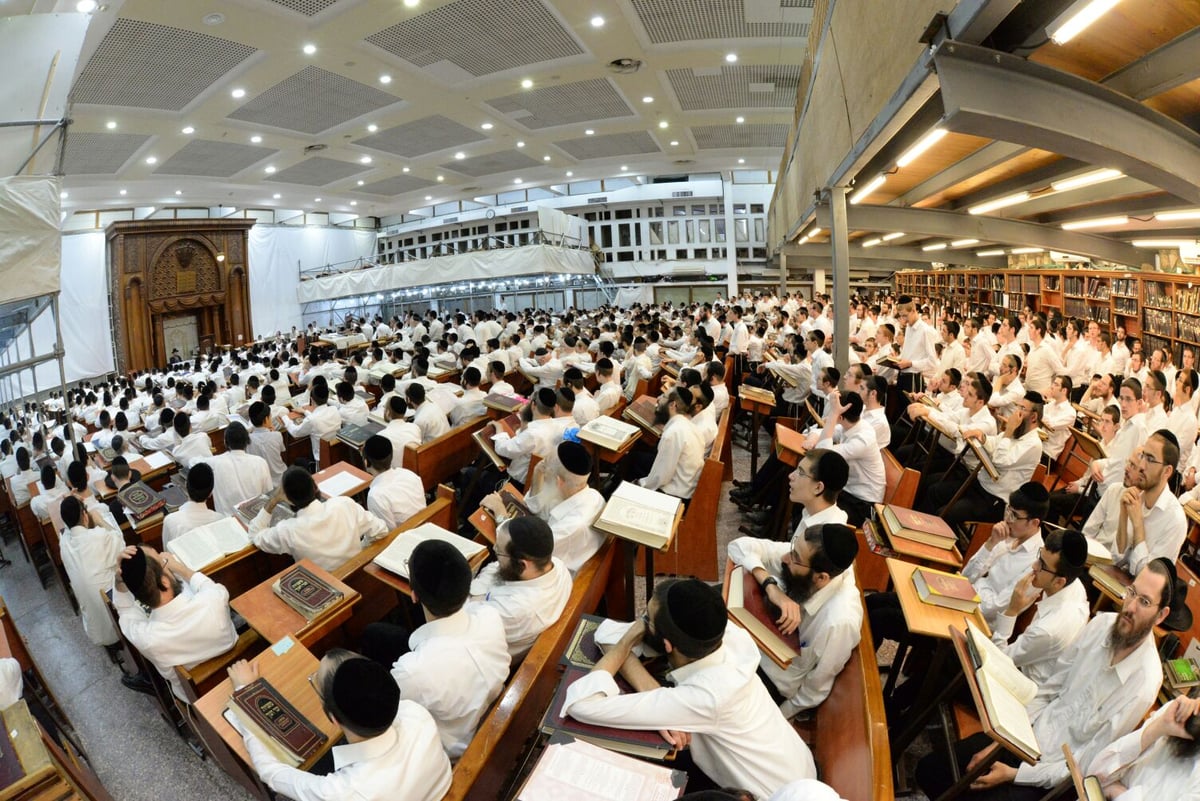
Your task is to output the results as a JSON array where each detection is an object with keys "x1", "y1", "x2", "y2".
[
  {"x1": 671, "y1": 190, "x2": 694, "y2": 198},
  {"x1": 607, "y1": 58, "x2": 642, "y2": 74},
  {"x1": 443, "y1": 216, "x2": 459, "y2": 223},
  {"x1": 587, "y1": 196, "x2": 607, "y2": 203},
  {"x1": 672, "y1": 159, "x2": 696, "y2": 166},
  {"x1": 510, "y1": 205, "x2": 529, "y2": 212},
  {"x1": 303, "y1": 144, "x2": 328, "y2": 153}
]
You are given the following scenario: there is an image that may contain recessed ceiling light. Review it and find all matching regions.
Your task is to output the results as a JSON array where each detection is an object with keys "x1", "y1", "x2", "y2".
[
  {"x1": 145, "y1": 156, "x2": 157, "y2": 165},
  {"x1": 175, "y1": 190, "x2": 182, "y2": 196},
  {"x1": 76, "y1": 0, "x2": 96, "y2": 12},
  {"x1": 543, "y1": 155, "x2": 551, "y2": 161},
  {"x1": 272, "y1": 193, "x2": 281, "y2": 199},
  {"x1": 250, "y1": 135, "x2": 262, "y2": 143},
  {"x1": 521, "y1": 79, "x2": 533, "y2": 89},
  {"x1": 566, "y1": 171, "x2": 574, "y2": 177},
  {"x1": 119, "y1": 189, "x2": 127, "y2": 196},
  {"x1": 402, "y1": 167, "x2": 411, "y2": 173},
  {"x1": 669, "y1": 140, "x2": 679, "y2": 146},
  {"x1": 359, "y1": 155, "x2": 372, "y2": 164},
  {"x1": 737, "y1": 158, "x2": 745, "y2": 164},
  {"x1": 314, "y1": 197, "x2": 321, "y2": 202},
  {"x1": 658, "y1": 120, "x2": 669, "y2": 129},
  {"x1": 437, "y1": 175, "x2": 444, "y2": 181},
  {"x1": 642, "y1": 96, "x2": 653, "y2": 103},
  {"x1": 105, "y1": 120, "x2": 117, "y2": 130},
  {"x1": 514, "y1": 178, "x2": 523, "y2": 184},
  {"x1": 350, "y1": 201, "x2": 358, "y2": 206},
  {"x1": 357, "y1": 179, "x2": 365, "y2": 185},
  {"x1": 403, "y1": 0, "x2": 419, "y2": 7},
  {"x1": 516, "y1": 141, "x2": 525, "y2": 148},
  {"x1": 455, "y1": 152, "x2": 465, "y2": 160},
  {"x1": 590, "y1": 15, "x2": 605, "y2": 28},
  {"x1": 203, "y1": 12, "x2": 224, "y2": 25},
  {"x1": 231, "y1": 88, "x2": 245, "y2": 99},
  {"x1": 481, "y1": 122, "x2": 494, "y2": 130},
  {"x1": 620, "y1": 165, "x2": 628, "y2": 171},
  {"x1": 265, "y1": 166, "x2": 276, "y2": 173},
  {"x1": 60, "y1": 191, "x2": 68, "y2": 199},
  {"x1": 181, "y1": 126, "x2": 194, "y2": 134},
  {"x1": 725, "y1": 53, "x2": 738, "y2": 63},
  {"x1": 735, "y1": 116, "x2": 745, "y2": 124},
  {"x1": 380, "y1": 74, "x2": 392, "y2": 84},
  {"x1": 366, "y1": 124, "x2": 378, "y2": 133},
  {"x1": 585, "y1": 129, "x2": 595, "y2": 135},
  {"x1": 425, "y1": 195, "x2": 432, "y2": 200},
  {"x1": 303, "y1": 43, "x2": 316, "y2": 55}
]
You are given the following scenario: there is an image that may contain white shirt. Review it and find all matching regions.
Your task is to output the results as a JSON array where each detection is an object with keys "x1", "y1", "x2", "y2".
[
  {"x1": 468, "y1": 556, "x2": 572, "y2": 660},
  {"x1": 1089, "y1": 415, "x2": 1146, "y2": 493},
  {"x1": 379, "y1": 419, "x2": 422, "y2": 460},
  {"x1": 493, "y1": 417, "x2": 560, "y2": 489},
  {"x1": 1025, "y1": 339, "x2": 1064, "y2": 395},
  {"x1": 59, "y1": 521, "x2": 124, "y2": 647},
  {"x1": 976, "y1": 427, "x2": 1044, "y2": 503},
  {"x1": 248, "y1": 428, "x2": 287, "y2": 485},
  {"x1": 366, "y1": 467, "x2": 425, "y2": 530},
  {"x1": 1083, "y1": 482, "x2": 1187, "y2": 573},
  {"x1": 899, "y1": 318, "x2": 938, "y2": 377},
  {"x1": 337, "y1": 396, "x2": 370, "y2": 426},
  {"x1": 527, "y1": 487, "x2": 607, "y2": 575},
  {"x1": 113, "y1": 572, "x2": 239, "y2": 701},
  {"x1": 1167, "y1": 404, "x2": 1198, "y2": 469},
  {"x1": 172, "y1": 431, "x2": 214, "y2": 469},
  {"x1": 639, "y1": 414, "x2": 704, "y2": 499},
  {"x1": 571, "y1": 391, "x2": 600, "y2": 426},
  {"x1": 249, "y1": 496, "x2": 388, "y2": 572},
  {"x1": 1014, "y1": 612, "x2": 1161, "y2": 787},
  {"x1": 1041, "y1": 398, "x2": 1076, "y2": 459},
  {"x1": 29, "y1": 483, "x2": 67, "y2": 522},
  {"x1": 1088, "y1": 701, "x2": 1200, "y2": 801},
  {"x1": 563, "y1": 623, "x2": 816, "y2": 800},
  {"x1": 818, "y1": 421, "x2": 884, "y2": 504},
  {"x1": 989, "y1": 578, "x2": 1089, "y2": 685},
  {"x1": 238, "y1": 700, "x2": 452, "y2": 801},
  {"x1": 594, "y1": 381, "x2": 621, "y2": 414},
  {"x1": 962, "y1": 532, "x2": 1043, "y2": 628},
  {"x1": 285, "y1": 404, "x2": 342, "y2": 462},
  {"x1": 202, "y1": 450, "x2": 272, "y2": 516},
  {"x1": 162, "y1": 501, "x2": 227, "y2": 549},
  {"x1": 449, "y1": 388, "x2": 487, "y2": 427},
  {"x1": 412, "y1": 402, "x2": 450, "y2": 444},
  {"x1": 390, "y1": 605, "x2": 510, "y2": 760}
]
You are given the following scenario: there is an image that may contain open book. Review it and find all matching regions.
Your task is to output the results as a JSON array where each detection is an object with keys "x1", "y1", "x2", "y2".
[
  {"x1": 516, "y1": 735, "x2": 686, "y2": 801},
  {"x1": 578, "y1": 416, "x2": 640, "y2": 451},
  {"x1": 167, "y1": 517, "x2": 251, "y2": 571},
  {"x1": 966, "y1": 622, "x2": 1040, "y2": 761},
  {"x1": 373, "y1": 522, "x2": 488, "y2": 579},
  {"x1": 235, "y1": 493, "x2": 295, "y2": 529},
  {"x1": 593, "y1": 481, "x2": 682, "y2": 550}
]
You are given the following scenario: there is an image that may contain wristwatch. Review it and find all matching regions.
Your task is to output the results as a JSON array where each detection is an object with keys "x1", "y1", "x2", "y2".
[{"x1": 760, "y1": 576, "x2": 779, "y2": 592}]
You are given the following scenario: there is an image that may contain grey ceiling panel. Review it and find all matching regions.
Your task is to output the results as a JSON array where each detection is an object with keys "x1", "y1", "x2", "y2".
[
  {"x1": 690, "y1": 123, "x2": 789, "y2": 149},
  {"x1": 555, "y1": 131, "x2": 661, "y2": 160},
  {"x1": 667, "y1": 65, "x2": 802, "y2": 110},
  {"x1": 263, "y1": 0, "x2": 345, "y2": 15},
  {"x1": 360, "y1": 175, "x2": 436, "y2": 196},
  {"x1": 487, "y1": 78, "x2": 634, "y2": 129},
  {"x1": 353, "y1": 115, "x2": 487, "y2": 158},
  {"x1": 630, "y1": 0, "x2": 809, "y2": 43},
  {"x1": 154, "y1": 140, "x2": 277, "y2": 177},
  {"x1": 265, "y1": 156, "x2": 370, "y2": 185},
  {"x1": 439, "y1": 150, "x2": 540, "y2": 177},
  {"x1": 227, "y1": 66, "x2": 400, "y2": 134},
  {"x1": 62, "y1": 132, "x2": 150, "y2": 175}
]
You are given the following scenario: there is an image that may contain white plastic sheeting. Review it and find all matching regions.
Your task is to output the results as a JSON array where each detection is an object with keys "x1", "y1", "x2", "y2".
[
  {"x1": 248, "y1": 225, "x2": 376, "y2": 337},
  {"x1": 613, "y1": 285, "x2": 654, "y2": 308},
  {"x1": 0, "y1": 177, "x2": 61, "y2": 304},
  {"x1": 60, "y1": 232, "x2": 115, "y2": 380},
  {"x1": 536, "y1": 207, "x2": 586, "y2": 245},
  {"x1": 296, "y1": 244, "x2": 594, "y2": 304}
]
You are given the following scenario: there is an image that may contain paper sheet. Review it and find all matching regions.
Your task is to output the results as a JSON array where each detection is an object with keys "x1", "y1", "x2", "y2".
[
  {"x1": 317, "y1": 471, "x2": 362, "y2": 498},
  {"x1": 518, "y1": 740, "x2": 682, "y2": 801},
  {"x1": 142, "y1": 450, "x2": 173, "y2": 469}
]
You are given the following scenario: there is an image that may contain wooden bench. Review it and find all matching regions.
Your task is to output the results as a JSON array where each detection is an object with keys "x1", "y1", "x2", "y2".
[
  {"x1": 443, "y1": 537, "x2": 618, "y2": 801},
  {"x1": 855, "y1": 449, "x2": 922, "y2": 592},
  {"x1": 402, "y1": 415, "x2": 491, "y2": 493}
]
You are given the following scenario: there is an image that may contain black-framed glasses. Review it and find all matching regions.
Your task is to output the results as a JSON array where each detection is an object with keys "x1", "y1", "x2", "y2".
[
  {"x1": 1004, "y1": 506, "x2": 1031, "y2": 523},
  {"x1": 1034, "y1": 548, "x2": 1059, "y2": 577}
]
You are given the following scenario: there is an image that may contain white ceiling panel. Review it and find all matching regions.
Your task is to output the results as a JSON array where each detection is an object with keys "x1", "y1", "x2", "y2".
[
  {"x1": 487, "y1": 78, "x2": 635, "y2": 130},
  {"x1": 228, "y1": 67, "x2": 401, "y2": 135}
]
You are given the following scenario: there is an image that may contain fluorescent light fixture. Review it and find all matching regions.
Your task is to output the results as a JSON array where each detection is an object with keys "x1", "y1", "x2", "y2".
[
  {"x1": 357, "y1": 180, "x2": 365, "y2": 185},
  {"x1": 272, "y1": 193, "x2": 281, "y2": 199},
  {"x1": 437, "y1": 175, "x2": 444, "y2": 181},
  {"x1": 566, "y1": 171, "x2": 574, "y2": 177},
  {"x1": 950, "y1": 238, "x2": 979, "y2": 247},
  {"x1": 882, "y1": 232, "x2": 905, "y2": 241},
  {"x1": 1047, "y1": 0, "x2": 1121, "y2": 45},
  {"x1": 350, "y1": 201, "x2": 357, "y2": 206},
  {"x1": 76, "y1": 0, "x2": 96, "y2": 13},
  {"x1": 314, "y1": 198, "x2": 321, "y2": 202},
  {"x1": 658, "y1": 120, "x2": 669, "y2": 129},
  {"x1": 725, "y1": 53, "x2": 738, "y2": 63},
  {"x1": 404, "y1": 0, "x2": 419, "y2": 7},
  {"x1": 922, "y1": 242, "x2": 948, "y2": 252},
  {"x1": 862, "y1": 238, "x2": 883, "y2": 248},
  {"x1": 969, "y1": 191, "x2": 1031, "y2": 215},
  {"x1": 543, "y1": 155, "x2": 551, "y2": 161},
  {"x1": 896, "y1": 127, "x2": 948, "y2": 168},
  {"x1": 669, "y1": 140, "x2": 679, "y2": 146},
  {"x1": 481, "y1": 122, "x2": 493, "y2": 130},
  {"x1": 585, "y1": 129, "x2": 595, "y2": 135},
  {"x1": 808, "y1": 227, "x2": 822, "y2": 237},
  {"x1": 516, "y1": 141, "x2": 525, "y2": 148},
  {"x1": 849, "y1": 174, "x2": 886, "y2": 205},
  {"x1": 145, "y1": 156, "x2": 157, "y2": 165},
  {"x1": 1132, "y1": 239, "x2": 1196, "y2": 248},
  {"x1": 1061, "y1": 215, "x2": 1127, "y2": 230},
  {"x1": 60, "y1": 191, "x2": 68, "y2": 199},
  {"x1": 359, "y1": 156, "x2": 372, "y2": 164},
  {"x1": 642, "y1": 96, "x2": 653, "y2": 103},
  {"x1": 425, "y1": 195, "x2": 432, "y2": 200},
  {"x1": 976, "y1": 249, "x2": 1006, "y2": 256},
  {"x1": 797, "y1": 235, "x2": 810, "y2": 245},
  {"x1": 264, "y1": 165, "x2": 276, "y2": 173},
  {"x1": 735, "y1": 116, "x2": 745, "y2": 124},
  {"x1": 1051, "y1": 168, "x2": 1123, "y2": 192},
  {"x1": 1156, "y1": 209, "x2": 1200, "y2": 222},
  {"x1": 737, "y1": 158, "x2": 745, "y2": 164},
  {"x1": 175, "y1": 190, "x2": 182, "y2": 196},
  {"x1": 514, "y1": 178, "x2": 523, "y2": 184},
  {"x1": 1010, "y1": 247, "x2": 1044, "y2": 254},
  {"x1": 620, "y1": 165, "x2": 628, "y2": 171},
  {"x1": 402, "y1": 167, "x2": 410, "y2": 173},
  {"x1": 119, "y1": 189, "x2": 127, "y2": 196}
]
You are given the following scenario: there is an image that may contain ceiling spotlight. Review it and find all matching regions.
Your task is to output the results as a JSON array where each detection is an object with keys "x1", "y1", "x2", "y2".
[
  {"x1": 119, "y1": 189, "x2": 127, "y2": 196},
  {"x1": 175, "y1": 190, "x2": 182, "y2": 196},
  {"x1": 403, "y1": 0, "x2": 420, "y2": 7},
  {"x1": 455, "y1": 152, "x2": 466, "y2": 159},
  {"x1": 725, "y1": 52, "x2": 738, "y2": 63},
  {"x1": 969, "y1": 191, "x2": 1031, "y2": 215},
  {"x1": 76, "y1": 0, "x2": 96, "y2": 12},
  {"x1": 105, "y1": 120, "x2": 117, "y2": 130},
  {"x1": 516, "y1": 141, "x2": 526, "y2": 148},
  {"x1": 250, "y1": 135, "x2": 262, "y2": 143},
  {"x1": 231, "y1": 88, "x2": 246, "y2": 98},
  {"x1": 566, "y1": 171, "x2": 574, "y2": 177},
  {"x1": 402, "y1": 167, "x2": 411, "y2": 173},
  {"x1": 303, "y1": 43, "x2": 316, "y2": 55},
  {"x1": 737, "y1": 158, "x2": 745, "y2": 164},
  {"x1": 481, "y1": 122, "x2": 494, "y2": 130},
  {"x1": 658, "y1": 120, "x2": 669, "y2": 129},
  {"x1": 543, "y1": 155, "x2": 551, "y2": 161},
  {"x1": 380, "y1": 74, "x2": 393, "y2": 84},
  {"x1": 590, "y1": 15, "x2": 605, "y2": 28},
  {"x1": 359, "y1": 155, "x2": 372, "y2": 164},
  {"x1": 849, "y1": 173, "x2": 886, "y2": 205},
  {"x1": 181, "y1": 126, "x2": 194, "y2": 134},
  {"x1": 202, "y1": 12, "x2": 224, "y2": 25},
  {"x1": 669, "y1": 140, "x2": 679, "y2": 146},
  {"x1": 357, "y1": 179, "x2": 365, "y2": 185},
  {"x1": 425, "y1": 195, "x2": 432, "y2": 200},
  {"x1": 882, "y1": 232, "x2": 905, "y2": 241},
  {"x1": 896, "y1": 127, "x2": 948, "y2": 168},
  {"x1": 514, "y1": 178, "x2": 523, "y2": 184},
  {"x1": 922, "y1": 242, "x2": 948, "y2": 252},
  {"x1": 265, "y1": 166, "x2": 276, "y2": 173},
  {"x1": 620, "y1": 165, "x2": 628, "y2": 171},
  {"x1": 367, "y1": 124, "x2": 378, "y2": 132},
  {"x1": 521, "y1": 78, "x2": 533, "y2": 89},
  {"x1": 314, "y1": 197, "x2": 321, "y2": 202},
  {"x1": 145, "y1": 156, "x2": 157, "y2": 165},
  {"x1": 272, "y1": 193, "x2": 281, "y2": 199},
  {"x1": 350, "y1": 201, "x2": 357, "y2": 206},
  {"x1": 735, "y1": 116, "x2": 745, "y2": 124},
  {"x1": 437, "y1": 175, "x2": 444, "y2": 181},
  {"x1": 642, "y1": 96, "x2": 653, "y2": 104},
  {"x1": 60, "y1": 191, "x2": 68, "y2": 199},
  {"x1": 1061, "y1": 215, "x2": 1128, "y2": 230}
]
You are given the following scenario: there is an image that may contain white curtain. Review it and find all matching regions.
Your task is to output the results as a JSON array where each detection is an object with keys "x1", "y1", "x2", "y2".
[
  {"x1": 0, "y1": 176, "x2": 61, "y2": 303},
  {"x1": 248, "y1": 225, "x2": 377, "y2": 337},
  {"x1": 60, "y1": 232, "x2": 116, "y2": 381}
]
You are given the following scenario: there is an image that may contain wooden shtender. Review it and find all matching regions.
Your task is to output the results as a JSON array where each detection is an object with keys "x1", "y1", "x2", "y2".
[{"x1": 231, "y1": 558, "x2": 360, "y2": 647}]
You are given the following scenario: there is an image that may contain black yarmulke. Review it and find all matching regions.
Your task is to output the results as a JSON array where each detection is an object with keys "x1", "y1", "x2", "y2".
[
  {"x1": 409, "y1": 539, "x2": 471, "y2": 610},
  {"x1": 820, "y1": 524, "x2": 859, "y2": 571},
  {"x1": 331, "y1": 658, "x2": 399, "y2": 731},
  {"x1": 1060, "y1": 530, "x2": 1088, "y2": 570},
  {"x1": 558, "y1": 441, "x2": 592, "y2": 476},
  {"x1": 363, "y1": 435, "x2": 392, "y2": 462},
  {"x1": 665, "y1": 579, "x2": 726, "y2": 645},
  {"x1": 120, "y1": 547, "x2": 148, "y2": 593},
  {"x1": 536, "y1": 387, "x2": 557, "y2": 408}
]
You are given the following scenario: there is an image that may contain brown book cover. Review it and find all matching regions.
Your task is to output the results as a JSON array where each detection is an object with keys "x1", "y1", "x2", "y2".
[
  {"x1": 335, "y1": 420, "x2": 384, "y2": 448},
  {"x1": 541, "y1": 666, "x2": 676, "y2": 760},
  {"x1": 738, "y1": 385, "x2": 776, "y2": 407},
  {"x1": 881, "y1": 504, "x2": 957, "y2": 548},
  {"x1": 230, "y1": 678, "x2": 328, "y2": 763},
  {"x1": 869, "y1": 509, "x2": 961, "y2": 563},
  {"x1": 271, "y1": 565, "x2": 344, "y2": 620},
  {"x1": 913, "y1": 566, "x2": 980, "y2": 613},
  {"x1": 472, "y1": 428, "x2": 508, "y2": 471},
  {"x1": 483, "y1": 393, "x2": 524, "y2": 414},
  {"x1": 623, "y1": 395, "x2": 664, "y2": 438},
  {"x1": 1088, "y1": 564, "x2": 1129, "y2": 599},
  {"x1": 773, "y1": 424, "x2": 807, "y2": 468},
  {"x1": 559, "y1": 614, "x2": 605, "y2": 670},
  {"x1": 722, "y1": 563, "x2": 800, "y2": 667},
  {"x1": 117, "y1": 481, "x2": 166, "y2": 521}
]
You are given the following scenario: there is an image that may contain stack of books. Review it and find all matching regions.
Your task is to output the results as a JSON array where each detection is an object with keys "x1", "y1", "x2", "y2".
[
  {"x1": 912, "y1": 566, "x2": 980, "y2": 613},
  {"x1": 117, "y1": 481, "x2": 166, "y2": 523},
  {"x1": 1164, "y1": 655, "x2": 1200, "y2": 690},
  {"x1": 879, "y1": 504, "x2": 957, "y2": 549},
  {"x1": 271, "y1": 564, "x2": 345, "y2": 621}
]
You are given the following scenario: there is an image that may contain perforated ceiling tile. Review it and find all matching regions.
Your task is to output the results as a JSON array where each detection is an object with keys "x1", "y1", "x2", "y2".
[
  {"x1": 265, "y1": 157, "x2": 370, "y2": 186},
  {"x1": 630, "y1": 0, "x2": 808, "y2": 43},
  {"x1": 228, "y1": 67, "x2": 400, "y2": 135},
  {"x1": 439, "y1": 150, "x2": 539, "y2": 178},
  {"x1": 353, "y1": 115, "x2": 486, "y2": 158},
  {"x1": 667, "y1": 65, "x2": 801, "y2": 110},
  {"x1": 365, "y1": 0, "x2": 583, "y2": 78},
  {"x1": 487, "y1": 78, "x2": 634, "y2": 130},
  {"x1": 62, "y1": 133, "x2": 150, "y2": 175},
  {"x1": 555, "y1": 131, "x2": 661, "y2": 160},
  {"x1": 70, "y1": 18, "x2": 257, "y2": 111},
  {"x1": 359, "y1": 175, "x2": 436, "y2": 196},
  {"x1": 153, "y1": 140, "x2": 277, "y2": 177},
  {"x1": 690, "y1": 123, "x2": 789, "y2": 149},
  {"x1": 264, "y1": 0, "x2": 344, "y2": 15}
]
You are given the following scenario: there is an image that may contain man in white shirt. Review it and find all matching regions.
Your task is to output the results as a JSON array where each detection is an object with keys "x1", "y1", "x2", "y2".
[
  {"x1": 636, "y1": 386, "x2": 704, "y2": 500},
  {"x1": 112, "y1": 545, "x2": 239, "y2": 701},
  {"x1": 378, "y1": 395, "x2": 422, "y2": 459},
  {"x1": 1040, "y1": 375, "x2": 1076, "y2": 461},
  {"x1": 285, "y1": 383, "x2": 343, "y2": 463},
  {"x1": 1024, "y1": 317, "x2": 1064, "y2": 395},
  {"x1": 916, "y1": 560, "x2": 1175, "y2": 799},
  {"x1": 519, "y1": 347, "x2": 564, "y2": 392},
  {"x1": 562, "y1": 367, "x2": 599, "y2": 425},
  {"x1": 960, "y1": 481, "x2": 1050, "y2": 628},
  {"x1": 815, "y1": 390, "x2": 883, "y2": 526},
  {"x1": 249, "y1": 467, "x2": 388, "y2": 572},
  {"x1": 1099, "y1": 429, "x2": 1186, "y2": 574},
  {"x1": 562, "y1": 579, "x2": 817, "y2": 800},
  {"x1": 246, "y1": 402, "x2": 286, "y2": 486},
  {"x1": 593, "y1": 358, "x2": 622, "y2": 414},
  {"x1": 161, "y1": 462, "x2": 226, "y2": 549},
  {"x1": 934, "y1": 320, "x2": 966, "y2": 384},
  {"x1": 1088, "y1": 694, "x2": 1200, "y2": 800},
  {"x1": 336, "y1": 381, "x2": 370, "y2": 426},
  {"x1": 407, "y1": 383, "x2": 450, "y2": 444},
  {"x1": 468, "y1": 515, "x2": 572, "y2": 660},
  {"x1": 449, "y1": 366, "x2": 487, "y2": 426},
  {"x1": 1141, "y1": 370, "x2": 1170, "y2": 434},
  {"x1": 987, "y1": 354, "x2": 1025, "y2": 418},
  {"x1": 170, "y1": 412, "x2": 214, "y2": 469},
  {"x1": 989, "y1": 528, "x2": 1090, "y2": 685},
  {"x1": 59, "y1": 495, "x2": 124, "y2": 649},
  {"x1": 906, "y1": 372, "x2": 997, "y2": 498},
  {"x1": 963, "y1": 316, "x2": 993, "y2": 375},
  {"x1": 227, "y1": 651, "x2": 451, "y2": 801},
  {"x1": 621, "y1": 338, "x2": 654, "y2": 401},
  {"x1": 1170, "y1": 369, "x2": 1199, "y2": 469},
  {"x1": 363, "y1": 435, "x2": 425, "y2": 530},
  {"x1": 894, "y1": 295, "x2": 938, "y2": 394},
  {"x1": 202, "y1": 422, "x2": 272, "y2": 515}
]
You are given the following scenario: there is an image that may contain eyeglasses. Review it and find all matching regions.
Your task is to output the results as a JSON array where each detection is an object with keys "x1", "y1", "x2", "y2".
[
  {"x1": 787, "y1": 550, "x2": 812, "y2": 570},
  {"x1": 1123, "y1": 584, "x2": 1161, "y2": 610},
  {"x1": 1004, "y1": 506, "x2": 1031, "y2": 523},
  {"x1": 1034, "y1": 549, "x2": 1059, "y2": 577},
  {"x1": 1136, "y1": 451, "x2": 1164, "y2": 467},
  {"x1": 793, "y1": 468, "x2": 813, "y2": 481}
]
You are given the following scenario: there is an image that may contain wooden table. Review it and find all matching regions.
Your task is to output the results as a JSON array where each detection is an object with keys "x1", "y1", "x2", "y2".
[
  {"x1": 364, "y1": 540, "x2": 491, "y2": 600},
  {"x1": 193, "y1": 638, "x2": 342, "y2": 800},
  {"x1": 738, "y1": 390, "x2": 776, "y2": 476},
  {"x1": 231, "y1": 559, "x2": 360, "y2": 648},
  {"x1": 312, "y1": 461, "x2": 372, "y2": 499}
]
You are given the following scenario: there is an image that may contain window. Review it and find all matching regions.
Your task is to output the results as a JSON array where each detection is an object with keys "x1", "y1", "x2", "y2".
[
  {"x1": 616, "y1": 208, "x2": 633, "y2": 219},
  {"x1": 673, "y1": 205, "x2": 687, "y2": 216},
  {"x1": 685, "y1": 220, "x2": 694, "y2": 242},
  {"x1": 649, "y1": 221, "x2": 664, "y2": 245},
  {"x1": 667, "y1": 220, "x2": 679, "y2": 244},
  {"x1": 735, "y1": 218, "x2": 749, "y2": 242},
  {"x1": 692, "y1": 204, "x2": 706, "y2": 215},
  {"x1": 709, "y1": 204, "x2": 721, "y2": 215},
  {"x1": 751, "y1": 204, "x2": 764, "y2": 213},
  {"x1": 698, "y1": 219, "x2": 711, "y2": 243},
  {"x1": 733, "y1": 204, "x2": 748, "y2": 215},
  {"x1": 754, "y1": 219, "x2": 765, "y2": 241}
]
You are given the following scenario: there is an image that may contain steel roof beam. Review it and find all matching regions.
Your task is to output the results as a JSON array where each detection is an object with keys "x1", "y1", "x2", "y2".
[
  {"x1": 780, "y1": 241, "x2": 1007, "y2": 270},
  {"x1": 1104, "y1": 26, "x2": 1200, "y2": 100}
]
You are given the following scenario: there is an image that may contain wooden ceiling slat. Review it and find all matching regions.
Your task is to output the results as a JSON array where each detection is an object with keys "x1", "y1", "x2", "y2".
[{"x1": 912, "y1": 149, "x2": 1063, "y2": 209}]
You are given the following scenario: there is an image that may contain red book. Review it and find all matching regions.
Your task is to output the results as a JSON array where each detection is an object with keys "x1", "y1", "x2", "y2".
[
  {"x1": 541, "y1": 666, "x2": 676, "y2": 760},
  {"x1": 881, "y1": 504, "x2": 957, "y2": 548},
  {"x1": 722, "y1": 563, "x2": 801, "y2": 668},
  {"x1": 912, "y1": 566, "x2": 980, "y2": 613},
  {"x1": 228, "y1": 678, "x2": 328, "y2": 765}
]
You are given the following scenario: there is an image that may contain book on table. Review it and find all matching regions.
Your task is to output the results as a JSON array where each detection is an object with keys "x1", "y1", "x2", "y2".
[
  {"x1": 235, "y1": 493, "x2": 295, "y2": 529},
  {"x1": 577, "y1": 416, "x2": 640, "y2": 451},
  {"x1": 159, "y1": 483, "x2": 188, "y2": 514},
  {"x1": 516, "y1": 733, "x2": 687, "y2": 801},
  {"x1": 738, "y1": 385, "x2": 776, "y2": 407},
  {"x1": 722, "y1": 562, "x2": 800, "y2": 668},
  {"x1": 560, "y1": 614, "x2": 606, "y2": 670},
  {"x1": 225, "y1": 677, "x2": 328, "y2": 767},
  {"x1": 912, "y1": 566, "x2": 980, "y2": 613},
  {"x1": 593, "y1": 481, "x2": 682, "y2": 550},
  {"x1": 622, "y1": 396, "x2": 664, "y2": 438},
  {"x1": 271, "y1": 564, "x2": 345, "y2": 620},
  {"x1": 335, "y1": 419, "x2": 384, "y2": 448},
  {"x1": 167, "y1": 517, "x2": 253, "y2": 571},
  {"x1": 1088, "y1": 563, "x2": 1129, "y2": 599},
  {"x1": 541, "y1": 666, "x2": 677, "y2": 760},
  {"x1": 372, "y1": 521, "x2": 488, "y2": 579},
  {"x1": 868, "y1": 509, "x2": 961, "y2": 563},
  {"x1": 880, "y1": 504, "x2": 957, "y2": 549},
  {"x1": 484, "y1": 392, "x2": 525, "y2": 414},
  {"x1": 1082, "y1": 535, "x2": 1113, "y2": 566},
  {"x1": 1165, "y1": 655, "x2": 1200, "y2": 689},
  {"x1": 116, "y1": 481, "x2": 166, "y2": 521},
  {"x1": 965, "y1": 621, "x2": 1040, "y2": 761}
]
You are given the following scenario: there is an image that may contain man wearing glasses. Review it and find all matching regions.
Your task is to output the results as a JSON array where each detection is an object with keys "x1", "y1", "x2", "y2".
[{"x1": 916, "y1": 558, "x2": 1178, "y2": 800}]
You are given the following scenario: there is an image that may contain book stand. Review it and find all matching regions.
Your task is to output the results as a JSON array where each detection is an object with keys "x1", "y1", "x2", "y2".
[{"x1": 738, "y1": 388, "x2": 776, "y2": 476}]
